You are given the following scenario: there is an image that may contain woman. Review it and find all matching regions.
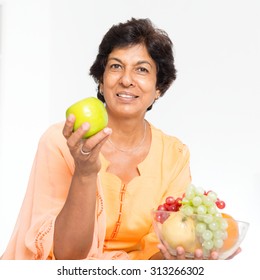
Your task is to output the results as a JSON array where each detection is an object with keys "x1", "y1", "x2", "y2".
[{"x1": 1, "y1": 18, "x2": 217, "y2": 260}]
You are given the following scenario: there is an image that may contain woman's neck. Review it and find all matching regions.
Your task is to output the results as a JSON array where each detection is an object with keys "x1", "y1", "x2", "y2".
[{"x1": 107, "y1": 117, "x2": 148, "y2": 153}]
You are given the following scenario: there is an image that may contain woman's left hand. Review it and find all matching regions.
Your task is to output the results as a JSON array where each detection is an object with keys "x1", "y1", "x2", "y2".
[
  {"x1": 157, "y1": 243, "x2": 241, "y2": 260},
  {"x1": 157, "y1": 243, "x2": 218, "y2": 260}
]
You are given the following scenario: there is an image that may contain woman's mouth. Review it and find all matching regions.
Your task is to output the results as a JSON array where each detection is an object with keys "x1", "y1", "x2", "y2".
[{"x1": 116, "y1": 93, "x2": 138, "y2": 99}]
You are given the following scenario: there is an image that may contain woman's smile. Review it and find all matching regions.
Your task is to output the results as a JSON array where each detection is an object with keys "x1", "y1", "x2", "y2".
[{"x1": 116, "y1": 91, "x2": 139, "y2": 101}]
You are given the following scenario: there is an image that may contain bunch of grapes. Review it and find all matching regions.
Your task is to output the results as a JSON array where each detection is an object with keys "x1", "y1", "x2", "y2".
[{"x1": 156, "y1": 184, "x2": 228, "y2": 254}]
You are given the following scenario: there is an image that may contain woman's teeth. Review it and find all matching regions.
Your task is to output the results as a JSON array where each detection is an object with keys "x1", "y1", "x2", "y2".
[{"x1": 117, "y1": 93, "x2": 137, "y2": 99}]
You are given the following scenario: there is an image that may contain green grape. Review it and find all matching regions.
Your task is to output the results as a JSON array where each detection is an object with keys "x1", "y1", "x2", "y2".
[
  {"x1": 222, "y1": 230, "x2": 228, "y2": 240},
  {"x1": 214, "y1": 229, "x2": 225, "y2": 239},
  {"x1": 209, "y1": 221, "x2": 219, "y2": 231},
  {"x1": 185, "y1": 189, "x2": 195, "y2": 200},
  {"x1": 214, "y1": 238, "x2": 224, "y2": 248},
  {"x1": 192, "y1": 196, "x2": 202, "y2": 206},
  {"x1": 202, "y1": 230, "x2": 213, "y2": 241},
  {"x1": 219, "y1": 219, "x2": 228, "y2": 230},
  {"x1": 193, "y1": 186, "x2": 204, "y2": 196},
  {"x1": 188, "y1": 184, "x2": 196, "y2": 191},
  {"x1": 207, "y1": 191, "x2": 218, "y2": 202},
  {"x1": 196, "y1": 222, "x2": 207, "y2": 234},
  {"x1": 202, "y1": 195, "x2": 213, "y2": 206},
  {"x1": 207, "y1": 205, "x2": 217, "y2": 215},
  {"x1": 203, "y1": 239, "x2": 214, "y2": 250},
  {"x1": 214, "y1": 212, "x2": 222, "y2": 219},
  {"x1": 181, "y1": 205, "x2": 194, "y2": 216},
  {"x1": 197, "y1": 205, "x2": 207, "y2": 215},
  {"x1": 203, "y1": 214, "x2": 214, "y2": 224}
]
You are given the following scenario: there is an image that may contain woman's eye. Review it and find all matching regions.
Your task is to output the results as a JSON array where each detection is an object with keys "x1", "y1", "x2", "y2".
[
  {"x1": 137, "y1": 67, "x2": 149, "y2": 73},
  {"x1": 110, "y1": 64, "x2": 122, "y2": 70}
]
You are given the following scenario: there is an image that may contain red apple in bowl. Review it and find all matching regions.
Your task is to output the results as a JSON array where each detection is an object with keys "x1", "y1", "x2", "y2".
[{"x1": 66, "y1": 97, "x2": 108, "y2": 138}]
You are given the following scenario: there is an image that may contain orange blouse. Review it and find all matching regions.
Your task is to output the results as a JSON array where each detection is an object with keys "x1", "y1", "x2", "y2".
[{"x1": 1, "y1": 122, "x2": 191, "y2": 260}]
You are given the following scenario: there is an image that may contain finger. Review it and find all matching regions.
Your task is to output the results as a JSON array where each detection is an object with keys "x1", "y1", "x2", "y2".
[
  {"x1": 157, "y1": 243, "x2": 175, "y2": 260},
  {"x1": 176, "y1": 246, "x2": 186, "y2": 260},
  {"x1": 63, "y1": 114, "x2": 76, "y2": 139},
  {"x1": 67, "y1": 122, "x2": 91, "y2": 150},
  {"x1": 194, "y1": 249, "x2": 203, "y2": 260},
  {"x1": 81, "y1": 127, "x2": 112, "y2": 154},
  {"x1": 208, "y1": 251, "x2": 218, "y2": 260}
]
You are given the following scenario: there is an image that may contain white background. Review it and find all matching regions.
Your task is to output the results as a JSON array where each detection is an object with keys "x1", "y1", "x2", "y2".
[{"x1": 0, "y1": 0, "x2": 259, "y2": 265}]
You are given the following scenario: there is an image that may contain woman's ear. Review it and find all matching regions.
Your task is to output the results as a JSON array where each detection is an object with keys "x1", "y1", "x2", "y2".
[
  {"x1": 99, "y1": 83, "x2": 104, "y2": 94},
  {"x1": 155, "y1": 89, "x2": 161, "y2": 100}
]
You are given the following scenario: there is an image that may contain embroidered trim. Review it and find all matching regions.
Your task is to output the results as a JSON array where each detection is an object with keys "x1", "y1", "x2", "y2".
[
  {"x1": 34, "y1": 220, "x2": 53, "y2": 260},
  {"x1": 110, "y1": 183, "x2": 127, "y2": 239},
  {"x1": 96, "y1": 190, "x2": 104, "y2": 218},
  {"x1": 97, "y1": 175, "x2": 104, "y2": 219}
]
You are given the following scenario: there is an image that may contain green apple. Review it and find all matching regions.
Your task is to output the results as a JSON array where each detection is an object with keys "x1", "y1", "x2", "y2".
[{"x1": 66, "y1": 97, "x2": 108, "y2": 138}]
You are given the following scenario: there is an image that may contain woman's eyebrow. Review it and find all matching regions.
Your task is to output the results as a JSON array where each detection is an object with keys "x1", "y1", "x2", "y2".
[
  {"x1": 108, "y1": 57, "x2": 152, "y2": 67},
  {"x1": 136, "y1": 60, "x2": 153, "y2": 67},
  {"x1": 107, "y1": 57, "x2": 122, "y2": 63}
]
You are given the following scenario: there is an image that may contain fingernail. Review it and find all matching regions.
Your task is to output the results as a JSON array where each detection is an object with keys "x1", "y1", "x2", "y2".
[
  {"x1": 68, "y1": 114, "x2": 75, "y2": 121},
  {"x1": 211, "y1": 252, "x2": 218, "y2": 260},
  {"x1": 176, "y1": 247, "x2": 184, "y2": 255},
  {"x1": 82, "y1": 122, "x2": 90, "y2": 130},
  {"x1": 104, "y1": 127, "x2": 112, "y2": 135}
]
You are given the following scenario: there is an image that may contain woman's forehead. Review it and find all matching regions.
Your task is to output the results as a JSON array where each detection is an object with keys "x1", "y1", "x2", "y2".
[{"x1": 108, "y1": 44, "x2": 154, "y2": 63}]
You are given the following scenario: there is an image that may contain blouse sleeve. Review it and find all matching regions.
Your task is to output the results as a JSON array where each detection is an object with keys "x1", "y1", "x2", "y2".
[
  {"x1": 1, "y1": 123, "x2": 105, "y2": 259},
  {"x1": 26, "y1": 124, "x2": 76, "y2": 259},
  {"x1": 1, "y1": 123, "x2": 74, "y2": 259}
]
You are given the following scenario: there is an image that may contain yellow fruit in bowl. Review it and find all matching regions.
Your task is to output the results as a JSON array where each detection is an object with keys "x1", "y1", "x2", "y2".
[
  {"x1": 221, "y1": 213, "x2": 239, "y2": 251},
  {"x1": 161, "y1": 211, "x2": 197, "y2": 252}
]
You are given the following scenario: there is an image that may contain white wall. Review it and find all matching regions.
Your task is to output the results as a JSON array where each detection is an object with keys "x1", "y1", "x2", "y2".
[
  {"x1": 0, "y1": 0, "x2": 259, "y2": 262},
  {"x1": 0, "y1": 0, "x2": 51, "y2": 253}
]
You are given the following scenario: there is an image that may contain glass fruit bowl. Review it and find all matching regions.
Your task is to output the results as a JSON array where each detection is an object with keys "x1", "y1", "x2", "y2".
[{"x1": 151, "y1": 210, "x2": 249, "y2": 260}]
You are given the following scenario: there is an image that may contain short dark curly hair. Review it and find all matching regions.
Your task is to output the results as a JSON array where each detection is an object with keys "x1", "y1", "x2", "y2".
[{"x1": 89, "y1": 18, "x2": 177, "y2": 111}]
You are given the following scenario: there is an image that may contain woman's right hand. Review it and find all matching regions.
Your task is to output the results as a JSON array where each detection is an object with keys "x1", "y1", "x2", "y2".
[{"x1": 62, "y1": 114, "x2": 112, "y2": 177}]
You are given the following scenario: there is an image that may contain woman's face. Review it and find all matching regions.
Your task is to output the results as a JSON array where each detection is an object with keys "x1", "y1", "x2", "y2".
[{"x1": 100, "y1": 44, "x2": 160, "y2": 119}]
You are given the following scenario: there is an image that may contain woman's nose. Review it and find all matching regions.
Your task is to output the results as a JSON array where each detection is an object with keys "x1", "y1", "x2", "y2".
[{"x1": 119, "y1": 70, "x2": 135, "y2": 87}]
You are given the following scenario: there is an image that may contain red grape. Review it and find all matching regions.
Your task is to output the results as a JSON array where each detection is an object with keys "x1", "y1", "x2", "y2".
[
  {"x1": 157, "y1": 204, "x2": 166, "y2": 211},
  {"x1": 216, "y1": 200, "x2": 226, "y2": 209},
  {"x1": 166, "y1": 196, "x2": 175, "y2": 205}
]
